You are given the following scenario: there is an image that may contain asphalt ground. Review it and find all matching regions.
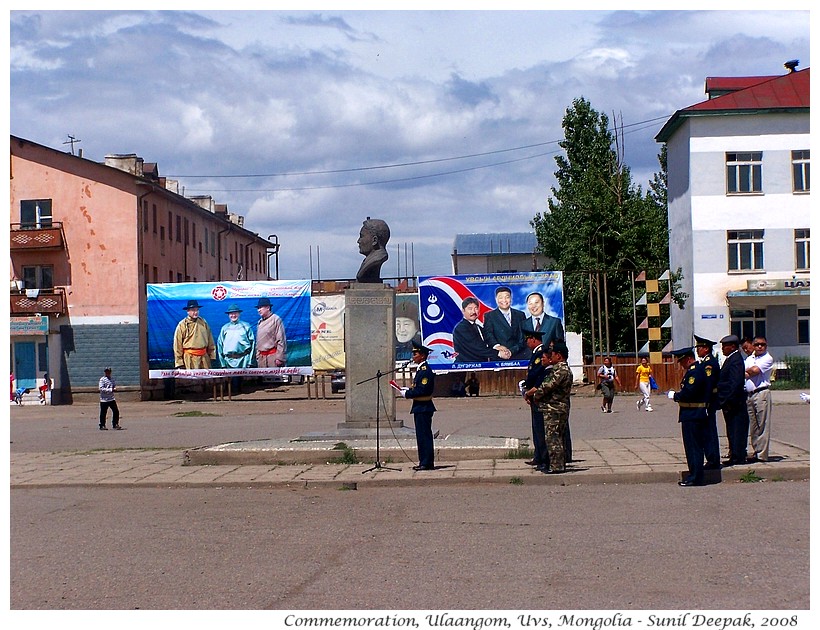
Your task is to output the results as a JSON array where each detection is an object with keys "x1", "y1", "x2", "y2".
[{"x1": 8, "y1": 386, "x2": 812, "y2": 613}]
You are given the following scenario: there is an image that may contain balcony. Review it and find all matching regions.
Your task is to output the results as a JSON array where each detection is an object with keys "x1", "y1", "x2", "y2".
[
  {"x1": 10, "y1": 222, "x2": 66, "y2": 250},
  {"x1": 10, "y1": 287, "x2": 67, "y2": 316}
]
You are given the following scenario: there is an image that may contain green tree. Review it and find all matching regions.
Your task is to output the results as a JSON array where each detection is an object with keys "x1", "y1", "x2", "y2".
[{"x1": 531, "y1": 98, "x2": 676, "y2": 355}]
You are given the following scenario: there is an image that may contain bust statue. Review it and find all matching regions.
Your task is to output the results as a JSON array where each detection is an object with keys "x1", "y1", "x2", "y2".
[{"x1": 356, "y1": 218, "x2": 390, "y2": 283}]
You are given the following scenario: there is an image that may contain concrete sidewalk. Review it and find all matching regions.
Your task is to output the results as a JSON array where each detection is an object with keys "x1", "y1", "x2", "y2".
[
  {"x1": 11, "y1": 436, "x2": 809, "y2": 490},
  {"x1": 10, "y1": 387, "x2": 810, "y2": 490}
]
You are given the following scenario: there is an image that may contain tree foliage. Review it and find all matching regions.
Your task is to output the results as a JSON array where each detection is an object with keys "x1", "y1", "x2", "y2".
[{"x1": 531, "y1": 98, "x2": 681, "y2": 355}]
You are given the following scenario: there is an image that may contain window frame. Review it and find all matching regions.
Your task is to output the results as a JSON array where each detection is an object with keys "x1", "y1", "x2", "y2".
[
  {"x1": 792, "y1": 150, "x2": 810, "y2": 193},
  {"x1": 730, "y1": 308, "x2": 767, "y2": 341},
  {"x1": 727, "y1": 229, "x2": 765, "y2": 272},
  {"x1": 726, "y1": 151, "x2": 763, "y2": 195},
  {"x1": 20, "y1": 199, "x2": 53, "y2": 228},
  {"x1": 794, "y1": 228, "x2": 810, "y2": 272}
]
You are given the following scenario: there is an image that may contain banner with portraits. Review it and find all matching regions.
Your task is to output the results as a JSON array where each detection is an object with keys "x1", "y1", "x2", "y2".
[
  {"x1": 418, "y1": 272, "x2": 564, "y2": 372},
  {"x1": 147, "y1": 280, "x2": 312, "y2": 379}
]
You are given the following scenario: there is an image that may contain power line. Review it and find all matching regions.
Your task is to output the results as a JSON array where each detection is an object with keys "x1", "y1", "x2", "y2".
[{"x1": 169, "y1": 114, "x2": 670, "y2": 181}]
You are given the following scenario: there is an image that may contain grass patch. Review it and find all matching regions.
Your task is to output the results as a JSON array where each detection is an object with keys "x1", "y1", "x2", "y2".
[
  {"x1": 504, "y1": 445, "x2": 534, "y2": 460},
  {"x1": 172, "y1": 410, "x2": 219, "y2": 417},
  {"x1": 739, "y1": 469, "x2": 764, "y2": 483},
  {"x1": 509, "y1": 476, "x2": 524, "y2": 485},
  {"x1": 332, "y1": 443, "x2": 360, "y2": 464}
]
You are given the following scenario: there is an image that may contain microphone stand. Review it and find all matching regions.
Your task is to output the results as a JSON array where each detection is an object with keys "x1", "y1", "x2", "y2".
[{"x1": 358, "y1": 361, "x2": 410, "y2": 473}]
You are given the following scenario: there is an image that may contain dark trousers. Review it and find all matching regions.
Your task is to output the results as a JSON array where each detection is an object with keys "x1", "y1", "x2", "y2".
[
  {"x1": 704, "y1": 410, "x2": 720, "y2": 465},
  {"x1": 681, "y1": 419, "x2": 709, "y2": 483},
  {"x1": 413, "y1": 411, "x2": 435, "y2": 468},
  {"x1": 100, "y1": 400, "x2": 120, "y2": 427},
  {"x1": 723, "y1": 405, "x2": 750, "y2": 463},
  {"x1": 531, "y1": 406, "x2": 548, "y2": 466},
  {"x1": 564, "y1": 415, "x2": 573, "y2": 463}
]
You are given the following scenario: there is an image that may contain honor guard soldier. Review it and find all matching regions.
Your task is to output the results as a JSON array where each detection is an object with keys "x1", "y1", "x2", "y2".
[
  {"x1": 521, "y1": 330, "x2": 549, "y2": 471},
  {"x1": 694, "y1": 335, "x2": 721, "y2": 469},
  {"x1": 400, "y1": 342, "x2": 437, "y2": 471},
  {"x1": 668, "y1": 346, "x2": 711, "y2": 486}
]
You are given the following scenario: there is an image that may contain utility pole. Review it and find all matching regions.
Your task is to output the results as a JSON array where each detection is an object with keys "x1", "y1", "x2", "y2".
[{"x1": 63, "y1": 135, "x2": 81, "y2": 155}]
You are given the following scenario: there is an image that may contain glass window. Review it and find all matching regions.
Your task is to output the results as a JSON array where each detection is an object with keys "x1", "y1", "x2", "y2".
[
  {"x1": 726, "y1": 152, "x2": 762, "y2": 194},
  {"x1": 20, "y1": 199, "x2": 53, "y2": 228},
  {"x1": 727, "y1": 230, "x2": 764, "y2": 271},
  {"x1": 792, "y1": 150, "x2": 810, "y2": 192},
  {"x1": 798, "y1": 308, "x2": 810, "y2": 344},
  {"x1": 795, "y1": 229, "x2": 810, "y2": 271},
  {"x1": 22, "y1": 265, "x2": 54, "y2": 290},
  {"x1": 730, "y1": 308, "x2": 766, "y2": 340}
]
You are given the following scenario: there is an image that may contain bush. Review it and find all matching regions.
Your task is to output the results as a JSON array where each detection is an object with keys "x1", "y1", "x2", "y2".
[{"x1": 772, "y1": 355, "x2": 810, "y2": 390}]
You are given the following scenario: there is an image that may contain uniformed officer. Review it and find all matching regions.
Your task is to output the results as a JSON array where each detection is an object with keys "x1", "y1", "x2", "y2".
[
  {"x1": 400, "y1": 342, "x2": 437, "y2": 471},
  {"x1": 668, "y1": 346, "x2": 711, "y2": 487},
  {"x1": 533, "y1": 340, "x2": 573, "y2": 474},
  {"x1": 521, "y1": 330, "x2": 549, "y2": 470},
  {"x1": 694, "y1": 334, "x2": 721, "y2": 469}
]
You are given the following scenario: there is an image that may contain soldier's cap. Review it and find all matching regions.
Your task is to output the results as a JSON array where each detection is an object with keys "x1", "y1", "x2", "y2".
[
  {"x1": 693, "y1": 334, "x2": 716, "y2": 347},
  {"x1": 225, "y1": 304, "x2": 242, "y2": 314},
  {"x1": 720, "y1": 334, "x2": 740, "y2": 346},
  {"x1": 411, "y1": 342, "x2": 432, "y2": 355},
  {"x1": 523, "y1": 329, "x2": 544, "y2": 340},
  {"x1": 550, "y1": 341, "x2": 569, "y2": 357},
  {"x1": 671, "y1": 346, "x2": 695, "y2": 360},
  {"x1": 182, "y1": 299, "x2": 203, "y2": 310},
  {"x1": 255, "y1": 297, "x2": 272, "y2": 308}
]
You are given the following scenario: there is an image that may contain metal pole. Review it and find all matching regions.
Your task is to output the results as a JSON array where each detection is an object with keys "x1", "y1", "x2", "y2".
[{"x1": 631, "y1": 271, "x2": 638, "y2": 359}]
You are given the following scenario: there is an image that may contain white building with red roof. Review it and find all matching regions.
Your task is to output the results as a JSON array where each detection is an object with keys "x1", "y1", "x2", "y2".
[{"x1": 656, "y1": 62, "x2": 810, "y2": 359}]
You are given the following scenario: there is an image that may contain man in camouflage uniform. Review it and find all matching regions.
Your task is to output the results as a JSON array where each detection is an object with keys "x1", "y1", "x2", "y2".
[{"x1": 534, "y1": 340, "x2": 573, "y2": 474}]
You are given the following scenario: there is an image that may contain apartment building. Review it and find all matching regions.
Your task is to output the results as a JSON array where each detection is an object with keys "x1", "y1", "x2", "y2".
[
  {"x1": 10, "y1": 135, "x2": 275, "y2": 402},
  {"x1": 655, "y1": 64, "x2": 810, "y2": 360}
]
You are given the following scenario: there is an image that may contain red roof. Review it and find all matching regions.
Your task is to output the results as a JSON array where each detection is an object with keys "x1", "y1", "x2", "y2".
[
  {"x1": 656, "y1": 68, "x2": 809, "y2": 141},
  {"x1": 689, "y1": 68, "x2": 809, "y2": 111}
]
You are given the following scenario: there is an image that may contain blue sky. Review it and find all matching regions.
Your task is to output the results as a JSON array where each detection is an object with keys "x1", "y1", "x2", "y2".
[{"x1": 8, "y1": 7, "x2": 811, "y2": 281}]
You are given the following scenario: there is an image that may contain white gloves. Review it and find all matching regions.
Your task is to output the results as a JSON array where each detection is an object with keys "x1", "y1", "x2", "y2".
[
  {"x1": 518, "y1": 380, "x2": 526, "y2": 396},
  {"x1": 800, "y1": 392, "x2": 810, "y2": 403},
  {"x1": 667, "y1": 390, "x2": 676, "y2": 400},
  {"x1": 400, "y1": 387, "x2": 409, "y2": 398}
]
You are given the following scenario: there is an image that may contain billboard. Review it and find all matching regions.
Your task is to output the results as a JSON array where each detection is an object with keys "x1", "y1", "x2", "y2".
[
  {"x1": 310, "y1": 294, "x2": 345, "y2": 371},
  {"x1": 418, "y1": 272, "x2": 564, "y2": 371},
  {"x1": 147, "y1": 281, "x2": 312, "y2": 379}
]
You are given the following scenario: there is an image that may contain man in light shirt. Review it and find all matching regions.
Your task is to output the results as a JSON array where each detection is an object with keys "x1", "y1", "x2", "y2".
[{"x1": 745, "y1": 336, "x2": 774, "y2": 462}]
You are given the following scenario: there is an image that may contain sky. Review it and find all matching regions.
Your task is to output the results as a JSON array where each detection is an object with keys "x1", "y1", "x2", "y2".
[{"x1": 8, "y1": 6, "x2": 812, "y2": 281}]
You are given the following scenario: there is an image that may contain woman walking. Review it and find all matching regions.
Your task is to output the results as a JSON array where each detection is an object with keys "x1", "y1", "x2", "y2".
[{"x1": 635, "y1": 357, "x2": 653, "y2": 412}]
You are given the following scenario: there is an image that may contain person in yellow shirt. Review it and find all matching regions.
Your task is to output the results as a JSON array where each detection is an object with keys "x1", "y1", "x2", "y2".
[{"x1": 635, "y1": 356, "x2": 653, "y2": 411}]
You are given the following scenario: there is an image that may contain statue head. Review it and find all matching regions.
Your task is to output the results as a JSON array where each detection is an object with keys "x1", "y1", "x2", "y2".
[{"x1": 356, "y1": 218, "x2": 390, "y2": 283}]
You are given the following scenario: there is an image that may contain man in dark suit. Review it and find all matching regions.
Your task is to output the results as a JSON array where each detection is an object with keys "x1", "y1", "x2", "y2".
[
  {"x1": 452, "y1": 296, "x2": 492, "y2": 363},
  {"x1": 520, "y1": 292, "x2": 565, "y2": 347},
  {"x1": 482, "y1": 286, "x2": 528, "y2": 360},
  {"x1": 716, "y1": 334, "x2": 750, "y2": 466}
]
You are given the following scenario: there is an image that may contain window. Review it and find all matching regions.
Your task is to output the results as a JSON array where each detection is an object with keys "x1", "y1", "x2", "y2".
[
  {"x1": 142, "y1": 200, "x2": 149, "y2": 232},
  {"x1": 726, "y1": 152, "x2": 762, "y2": 194},
  {"x1": 152, "y1": 204, "x2": 158, "y2": 233},
  {"x1": 795, "y1": 229, "x2": 810, "y2": 271},
  {"x1": 20, "y1": 199, "x2": 53, "y2": 228},
  {"x1": 798, "y1": 308, "x2": 810, "y2": 344},
  {"x1": 730, "y1": 309, "x2": 766, "y2": 341},
  {"x1": 792, "y1": 150, "x2": 810, "y2": 192},
  {"x1": 22, "y1": 265, "x2": 54, "y2": 290},
  {"x1": 728, "y1": 230, "x2": 764, "y2": 272},
  {"x1": 176, "y1": 216, "x2": 182, "y2": 243}
]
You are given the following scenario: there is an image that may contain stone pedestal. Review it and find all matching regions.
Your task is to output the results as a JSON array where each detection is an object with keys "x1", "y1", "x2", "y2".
[{"x1": 338, "y1": 283, "x2": 403, "y2": 431}]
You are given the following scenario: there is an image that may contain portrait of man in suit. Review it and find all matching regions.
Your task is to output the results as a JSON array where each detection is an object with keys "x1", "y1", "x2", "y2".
[
  {"x1": 452, "y1": 296, "x2": 492, "y2": 364},
  {"x1": 482, "y1": 285, "x2": 528, "y2": 360},
  {"x1": 521, "y1": 291, "x2": 565, "y2": 347}
]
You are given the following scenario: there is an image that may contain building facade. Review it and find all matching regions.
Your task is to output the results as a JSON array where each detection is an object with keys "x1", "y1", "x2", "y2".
[
  {"x1": 656, "y1": 65, "x2": 810, "y2": 360},
  {"x1": 10, "y1": 136, "x2": 275, "y2": 402},
  {"x1": 451, "y1": 232, "x2": 551, "y2": 275}
]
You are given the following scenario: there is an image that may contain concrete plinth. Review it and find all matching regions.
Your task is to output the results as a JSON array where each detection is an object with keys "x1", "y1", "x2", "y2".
[{"x1": 338, "y1": 283, "x2": 401, "y2": 431}]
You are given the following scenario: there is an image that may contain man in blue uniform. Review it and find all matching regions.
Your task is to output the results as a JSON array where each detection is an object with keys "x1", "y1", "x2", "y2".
[
  {"x1": 521, "y1": 330, "x2": 549, "y2": 470},
  {"x1": 694, "y1": 335, "x2": 721, "y2": 469},
  {"x1": 400, "y1": 342, "x2": 437, "y2": 471},
  {"x1": 668, "y1": 346, "x2": 711, "y2": 487}
]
